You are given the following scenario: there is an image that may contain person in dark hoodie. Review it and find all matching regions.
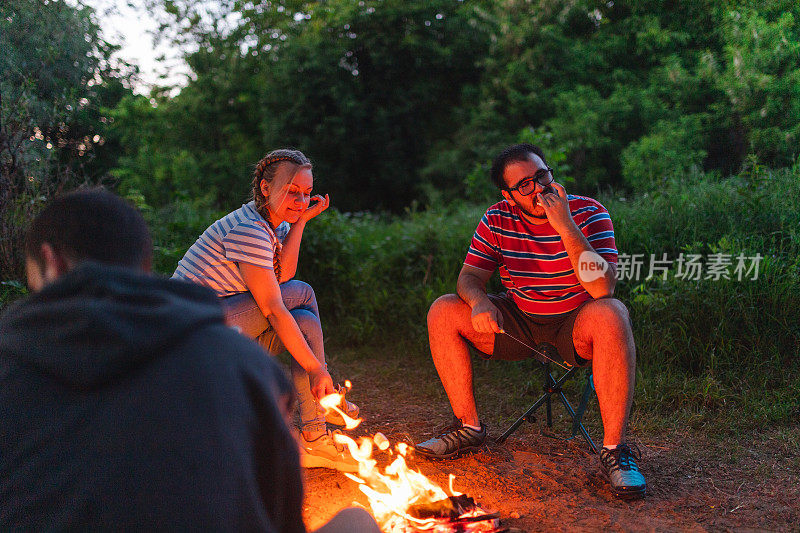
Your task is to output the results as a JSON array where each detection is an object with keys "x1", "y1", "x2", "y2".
[{"x1": 0, "y1": 189, "x2": 379, "y2": 532}]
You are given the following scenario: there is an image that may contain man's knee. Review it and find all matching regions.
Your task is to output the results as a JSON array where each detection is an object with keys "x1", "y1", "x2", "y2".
[
  {"x1": 577, "y1": 299, "x2": 635, "y2": 358},
  {"x1": 427, "y1": 293, "x2": 464, "y2": 329},
  {"x1": 575, "y1": 298, "x2": 635, "y2": 361},
  {"x1": 589, "y1": 298, "x2": 631, "y2": 331}
]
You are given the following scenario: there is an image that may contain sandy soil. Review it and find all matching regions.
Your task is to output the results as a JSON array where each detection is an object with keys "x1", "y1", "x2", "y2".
[{"x1": 298, "y1": 350, "x2": 800, "y2": 532}]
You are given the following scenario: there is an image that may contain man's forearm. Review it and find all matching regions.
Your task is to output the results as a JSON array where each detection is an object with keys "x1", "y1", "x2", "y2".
[
  {"x1": 560, "y1": 223, "x2": 616, "y2": 298},
  {"x1": 457, "y1": 271, "x2": 491, "y2": 308}
]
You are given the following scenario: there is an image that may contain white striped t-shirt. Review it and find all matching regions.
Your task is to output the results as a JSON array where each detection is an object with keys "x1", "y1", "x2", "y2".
[{"x1": 172, "y1": 201, "x2": 290, "y2": 297}]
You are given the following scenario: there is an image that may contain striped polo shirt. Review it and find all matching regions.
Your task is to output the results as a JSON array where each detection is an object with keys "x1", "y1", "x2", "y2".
[
  {"x1": 172, "y1": 201, "x2": 289, "y2": 297},
  {"x1": 465, "y1": 195, "x2": 618, "y2": 316}
]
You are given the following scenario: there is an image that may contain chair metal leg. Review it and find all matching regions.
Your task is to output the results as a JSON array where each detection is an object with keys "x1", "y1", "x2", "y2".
[
  {"x1": 496, "y1": 393, "x2": 551, "y2": 444},
  {"x1": 496, "y1": 367, "x2": 578, "y2": 444},
  {"x1": 572, "y1": 372, "x2": 595, "y2": 441},
  {"x1": 496, "y1": 342, "x2": 597, "y2": 452},
  {"x1": 544, "y1": 365, "x2": 553, "y2": 427},
  {"x1": 557, "y1": 391, "x2": 598, "y2": 454}
]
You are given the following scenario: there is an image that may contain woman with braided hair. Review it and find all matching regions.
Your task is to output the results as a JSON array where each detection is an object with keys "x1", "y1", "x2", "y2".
[{"x1": 173, "y1": 148, "x2": 359, "y2": 473}]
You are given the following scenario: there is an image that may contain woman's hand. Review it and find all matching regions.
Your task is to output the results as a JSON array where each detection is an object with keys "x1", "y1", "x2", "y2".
[
  {"x1": 299, "y1": 194, "x2": 330, "y2": 223},
  {"x1": 308, "y1": 365, "x2": 335, "y2": 400}
]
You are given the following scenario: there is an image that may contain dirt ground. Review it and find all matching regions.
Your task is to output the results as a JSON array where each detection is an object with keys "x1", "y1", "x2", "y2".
[{"x1": 299, "y1": 350, "x2": 800, "y2": 532}]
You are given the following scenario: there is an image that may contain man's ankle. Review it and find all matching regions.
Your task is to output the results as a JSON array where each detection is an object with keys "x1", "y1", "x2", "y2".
[{"x1": 460, "y1": 418, "x2": 482, "y2": 431}]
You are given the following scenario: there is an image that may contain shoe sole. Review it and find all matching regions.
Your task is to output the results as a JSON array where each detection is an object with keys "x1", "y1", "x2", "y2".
[
  {"x1": 601, "y1": 470, "x2": 646, "y2": 500},
  {"x1": 300, "y1": 453, "x2": 359, "y2": 473},
  {"x1": 611, "y1": 486, "x2": 646, "y2": 500},
  {"x1": 414, "y1": 444, "x2": 484, "y2": 460}
]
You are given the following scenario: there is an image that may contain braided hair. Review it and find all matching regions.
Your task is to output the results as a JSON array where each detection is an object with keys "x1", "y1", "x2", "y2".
[{"x1": 252, "y1": 149, "x2": 312, "y2": 281}]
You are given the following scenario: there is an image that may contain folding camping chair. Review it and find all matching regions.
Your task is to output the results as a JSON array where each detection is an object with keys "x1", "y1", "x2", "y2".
[{"x1": 495, "y1": 342, "x2": 598, "y2": 453}]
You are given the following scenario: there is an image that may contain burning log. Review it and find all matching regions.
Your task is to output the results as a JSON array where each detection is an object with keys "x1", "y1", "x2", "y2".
[
  {"x1": 408, "y1": 494, "x2": 479, "y2": 520},
  {"x1": 408, "y1": 495, "x2": 503, "y2": 532}
]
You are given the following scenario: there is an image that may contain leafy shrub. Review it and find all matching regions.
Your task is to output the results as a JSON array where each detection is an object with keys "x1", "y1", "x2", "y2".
[
  {"x1": 292, "y1": 165, "x2": 800, "y2": 424},
  {"x1": 297, "y1": 206, "x2": 487, "y2": 344},
  {"x1": 620, "y1": 115, "x2": 707, "y2": 190},
  {"x1": 145, "y1": 196, "x2": 226, "y2": 276},
  {"x1": 0, "y1": 280, "x2": 27, "y2": 311}
]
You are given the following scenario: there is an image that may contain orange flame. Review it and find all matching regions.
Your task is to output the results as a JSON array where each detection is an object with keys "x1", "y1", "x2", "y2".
[
  {"x1": 319, "y1": 386, "x2": 361, "y2": 430},
  {"x1": 320, "y1": 383, "x2": 497, "y2": 532}
]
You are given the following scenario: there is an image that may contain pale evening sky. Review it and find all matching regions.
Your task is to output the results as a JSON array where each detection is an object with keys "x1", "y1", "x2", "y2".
[{"x1": 79, "y1": 0, "x2": 188, "y2": 93}]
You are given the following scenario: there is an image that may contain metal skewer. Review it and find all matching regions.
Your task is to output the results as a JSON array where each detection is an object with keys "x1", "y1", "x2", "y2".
[{"x1": 499, "y1": 329, "x2": 571, "y2": 370}]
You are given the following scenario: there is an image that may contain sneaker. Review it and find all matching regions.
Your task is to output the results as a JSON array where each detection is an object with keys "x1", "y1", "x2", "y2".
[
  {"x1": 599, "y1": 443, "x2": 647, "y2": 499},
  {"x1": 299, "y1": 430, "x2": 359, "y2": 473},
  {"x1": 414, "y1": 418, "x2": 487, "y2": 459},
  {"x1": 325, "y1": 393, "x2": 360, "y2": 426}
]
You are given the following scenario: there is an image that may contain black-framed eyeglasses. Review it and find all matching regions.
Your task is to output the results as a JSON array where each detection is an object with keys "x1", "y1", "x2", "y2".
[{"x1": 503, "y1": 167, "x2": 554, "y2": 196}]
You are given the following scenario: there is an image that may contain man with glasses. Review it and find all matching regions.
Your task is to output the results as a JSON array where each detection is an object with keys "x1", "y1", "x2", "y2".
[{"x1": 416, "y1": 143, "x2": 646, "y2": 499}]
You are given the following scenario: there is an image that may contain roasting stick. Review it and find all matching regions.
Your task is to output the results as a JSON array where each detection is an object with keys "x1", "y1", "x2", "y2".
[{"x1": 498, "y1": 329, "x2": 571, "y2": 371}]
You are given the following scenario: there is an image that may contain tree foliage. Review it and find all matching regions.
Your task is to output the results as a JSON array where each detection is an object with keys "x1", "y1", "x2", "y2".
[
  {"x1": 93, "y1": 1, "x2": 800, "y2": 212},
  {"x1": 116, "y1": 0, "x2": 800, "y2": 212},
  {"x1": 120, "y1": 0, "x2": 493, "y2": 211},
  {"x1": 436, "y1": 0, "x2": 800, "y2": 194},
  {"x1": 0, "y1": 0, "x2": 131, "y2": 279}
]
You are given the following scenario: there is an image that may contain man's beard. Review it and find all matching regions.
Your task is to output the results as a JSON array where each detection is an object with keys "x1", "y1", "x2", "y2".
[{"x1": 518, "y1": 202, "x2": 548, "y2": 220}]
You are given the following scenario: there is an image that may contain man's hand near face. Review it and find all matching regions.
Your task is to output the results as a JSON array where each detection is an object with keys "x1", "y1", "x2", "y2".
[
  {"x1": 533, "y1": 182, "x2": 617, "y2": 298},
  {"x1": 536, "y1": 182, "x2": 577, "y2": 236}
]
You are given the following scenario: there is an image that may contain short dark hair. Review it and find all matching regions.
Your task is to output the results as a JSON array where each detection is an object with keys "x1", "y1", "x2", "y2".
[
  {"x1": 489, "y1": 143, "x2": 548, "y2": 189},
  {"x1": 24, "y1": 188, "x2": 152, "y2": 270}
]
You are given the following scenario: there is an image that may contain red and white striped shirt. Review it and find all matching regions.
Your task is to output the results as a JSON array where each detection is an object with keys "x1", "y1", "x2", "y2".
[{"x1": 465, "y1": 195, "x2": 618, "y2": 316}]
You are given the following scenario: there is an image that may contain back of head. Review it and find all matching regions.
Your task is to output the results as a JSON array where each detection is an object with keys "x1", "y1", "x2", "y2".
[
  {"x1": 489, "y1": 143, "x2": 548, "y2": 189},
  {"x1": 24, "y1": 188, "x2": 152, "y2": 271}
]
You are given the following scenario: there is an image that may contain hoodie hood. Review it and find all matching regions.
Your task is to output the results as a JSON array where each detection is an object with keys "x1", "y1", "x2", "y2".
[{"x1": 0, "y1": 262, "x2": 225, "y2": 389}]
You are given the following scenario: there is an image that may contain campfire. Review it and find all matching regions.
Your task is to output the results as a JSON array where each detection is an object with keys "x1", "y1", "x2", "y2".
[{"x1": 320, "y1": 384, "x2": 504, "y2": 532}]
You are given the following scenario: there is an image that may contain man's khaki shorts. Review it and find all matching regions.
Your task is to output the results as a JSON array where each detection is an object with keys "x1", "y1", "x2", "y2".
[{"x1": 478, "y1": 292, "x2": 591, "y2": 367}]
